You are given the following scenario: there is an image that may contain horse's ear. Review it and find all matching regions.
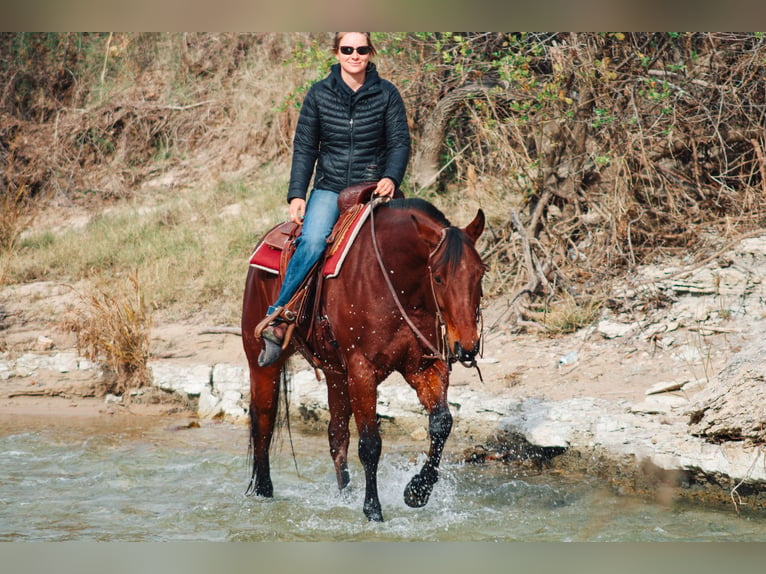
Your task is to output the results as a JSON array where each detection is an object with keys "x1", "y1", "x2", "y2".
[
  {"x1": 463, "y1": 209, "x2": 485, "y2": 244},
  {"x1": 411, "y1": 214, "x2": 443, "y2": 250}
]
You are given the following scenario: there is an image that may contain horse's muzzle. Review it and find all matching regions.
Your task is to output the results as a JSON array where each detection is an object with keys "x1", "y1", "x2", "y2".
[{"x1": 452, "y1": 341, "x2": 479, "y2": 367}]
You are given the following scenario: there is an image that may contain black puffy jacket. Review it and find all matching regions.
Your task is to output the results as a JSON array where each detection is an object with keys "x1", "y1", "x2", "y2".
[{"x1": 287, "y1": 63, "x2": 411, "y2": 202}]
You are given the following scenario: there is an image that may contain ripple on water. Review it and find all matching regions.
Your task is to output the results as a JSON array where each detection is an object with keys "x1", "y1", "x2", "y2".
[{"x1": 2, "y1": 419, "x2": 766, "y2": 541}]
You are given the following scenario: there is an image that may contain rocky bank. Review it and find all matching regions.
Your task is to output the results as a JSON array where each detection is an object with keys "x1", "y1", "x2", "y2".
[{"x1": 2, "y1": 234, "x2": 766, "y2": 511}]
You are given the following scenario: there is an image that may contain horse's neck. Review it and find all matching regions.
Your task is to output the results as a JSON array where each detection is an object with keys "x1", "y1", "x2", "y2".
[{"x1": 368, "y1": 210, "x2": 436, "y2": 305}]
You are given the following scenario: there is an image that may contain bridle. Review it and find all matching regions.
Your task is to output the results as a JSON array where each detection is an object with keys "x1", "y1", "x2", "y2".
[{"x1": 369, "y1": 197, "x2": 483, "y2": 379}]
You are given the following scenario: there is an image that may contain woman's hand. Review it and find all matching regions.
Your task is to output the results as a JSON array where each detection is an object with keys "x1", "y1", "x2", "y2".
[
  {"x1": 289, "y1": 198, "x2": 306, "y2": 224},
  {"x1": 373, "y1": 177, "x2": 396, "y2": 198}
]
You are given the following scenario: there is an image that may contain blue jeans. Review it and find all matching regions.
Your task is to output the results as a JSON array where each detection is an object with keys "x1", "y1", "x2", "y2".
[{"x1": 268, "y1": 189, "x2": 340, "y2": 315}]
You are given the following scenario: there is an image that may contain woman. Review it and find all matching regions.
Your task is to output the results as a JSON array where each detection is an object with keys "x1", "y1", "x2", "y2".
[{"x1": 259, "y1": 32, "x2": 411, "y2": 367}]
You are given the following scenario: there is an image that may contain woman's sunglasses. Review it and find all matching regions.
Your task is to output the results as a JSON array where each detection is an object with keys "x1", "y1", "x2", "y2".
[{"x1": 339, "y1": 46, "x2": 371, "y2": 56}]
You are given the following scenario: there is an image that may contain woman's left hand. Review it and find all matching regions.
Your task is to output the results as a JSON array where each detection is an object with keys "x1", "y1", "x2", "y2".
[{"x1": 373, "y1": 177, "x2": 396, "y2": 198}]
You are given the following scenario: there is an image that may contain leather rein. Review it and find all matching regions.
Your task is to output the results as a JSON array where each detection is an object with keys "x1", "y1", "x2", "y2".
[{"x1": 368, "y1": 197, "x2": 483, "y2": 378}]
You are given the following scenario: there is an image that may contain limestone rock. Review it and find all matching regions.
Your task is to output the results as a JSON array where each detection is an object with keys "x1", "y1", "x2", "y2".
[{"x1": 687, "y1": 335, "x2": 766, "y2": 443}]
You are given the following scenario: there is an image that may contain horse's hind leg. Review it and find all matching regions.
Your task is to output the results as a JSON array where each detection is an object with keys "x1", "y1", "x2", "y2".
[
  {"x1": 242, "y1": 266, "x2": 283, "y2": 498},
  {"x1": 246, "y1": 362, "x2": 282, "y2": 498},
  {"x1": 326, "y1": 373, "x2": 351, "y2": 491},
  {"x1": 403, "y1": 361, "x2": 453, "y2": 508}
]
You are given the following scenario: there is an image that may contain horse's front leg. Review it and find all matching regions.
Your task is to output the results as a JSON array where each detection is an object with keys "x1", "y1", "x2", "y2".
[
  {"x1": 357, "y1": 414, "x2": 383, "y2": 521},
  {"x1": 325, "y1": 373, "x2": 351, "y2": 491},
  {"x1": 403, "y1": 360, "x2": 452, "y2": 508}
]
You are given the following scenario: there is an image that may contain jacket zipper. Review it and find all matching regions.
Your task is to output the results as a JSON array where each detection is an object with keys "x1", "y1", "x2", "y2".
[{"x1": 347, "y1": 114, "x2": 355, "y2": 186}]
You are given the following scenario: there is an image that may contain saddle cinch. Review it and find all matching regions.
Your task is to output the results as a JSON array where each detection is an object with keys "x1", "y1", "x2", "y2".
[{"x1": 249, "y1": 182, "x2": 401, "y2": 357}]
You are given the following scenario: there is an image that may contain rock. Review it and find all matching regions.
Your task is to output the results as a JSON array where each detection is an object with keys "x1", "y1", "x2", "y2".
[
  {"x1": 629, "y1": 394, "x2": 688, "y2": 415},
  {"x1": 149, "y1": 362, "x2": 210, "y2": 396},
  {"x1": 498, "y1": 397, "x2": 607, "y2": 448},
  {"x1": 198, "y1": 385, "x2": 223, "y2": 418},
  {"x1": 645, "y1": 380, "x2": 687, "y2": 395},
  {"x1": 14, "y1": 353, "x2": 47, "y2": 376},
  {"x1": 597, "y1": 320, "x2": 635, "y2": 339},
  {"x1": 36, "y1": 335, "x2": 54, "y2": 350},
  {"x1": 144, "y1": 361, "x2": 250, "y2": 422},
  {"x1": 640, "y1": 320, "x2": 680, "y2": 340},
  {"x1": 673, "y1": 344, "x2": 703, "y2": 363},
  {"x1": 78, "y1": 358, "x2": 96, "y2": 371},
  {"x1": 557, "y1": 351, "x2": 579, "y2": 367},
  {"x1": 53, "y1": 352, "x2": 79, "y2": 373},
  {"x1": 687, "y1": 334, "x2": 766, "y2": 443}
]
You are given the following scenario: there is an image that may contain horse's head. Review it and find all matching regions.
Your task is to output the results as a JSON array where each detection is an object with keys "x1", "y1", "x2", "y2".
[{"x1": 415, "y1": 209, "x2": 486, "y2": 366}]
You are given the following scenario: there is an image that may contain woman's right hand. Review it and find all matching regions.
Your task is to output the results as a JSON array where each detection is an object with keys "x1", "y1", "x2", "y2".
[{"x1": 289, "y1": 198, "x2": 306, "y2": 224}]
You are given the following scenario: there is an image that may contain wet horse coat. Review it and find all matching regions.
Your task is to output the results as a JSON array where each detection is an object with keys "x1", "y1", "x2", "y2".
[{"x1": 241, "y1": 197, "x2": 486, "y2": 521}]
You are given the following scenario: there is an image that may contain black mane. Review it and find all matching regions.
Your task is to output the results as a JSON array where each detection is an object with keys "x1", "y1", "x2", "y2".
[
  {"x1": 386, "y1": 197, "x2": 452, "y2": 228},
  {"x1": 386, "y1": 197, "x2": 470, "y2": 272}
]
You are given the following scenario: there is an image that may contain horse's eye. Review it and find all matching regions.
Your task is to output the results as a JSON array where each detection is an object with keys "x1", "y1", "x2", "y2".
[{"x1": 433, "y1": 275, "x2": 444, "y2": 285}]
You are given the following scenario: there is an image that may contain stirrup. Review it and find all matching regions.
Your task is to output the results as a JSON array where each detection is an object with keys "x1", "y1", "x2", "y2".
[
  {"x1": 254, "y1": 307, "x2": 296, "y2": 352},
  {"x1": 254, "y1": 306, "x2": 287, "y2": 339},
  {"x1": 257, "y1": 316, "x2": 291, "y2": 368}
]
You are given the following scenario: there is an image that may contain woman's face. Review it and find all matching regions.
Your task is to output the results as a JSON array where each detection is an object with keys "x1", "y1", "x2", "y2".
[{"x1": 335, "y1": 32, "x2": 371, "y2": 77}]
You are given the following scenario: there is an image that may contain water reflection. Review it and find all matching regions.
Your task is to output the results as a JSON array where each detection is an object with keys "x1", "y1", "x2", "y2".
[{"x1": 1, "y1": 413, "x2": 765, "y2": 541}]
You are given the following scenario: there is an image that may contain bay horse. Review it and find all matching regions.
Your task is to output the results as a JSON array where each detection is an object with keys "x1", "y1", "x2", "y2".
[{"x1": 241, "y1": 193, "x2": 486, "y2": 521}]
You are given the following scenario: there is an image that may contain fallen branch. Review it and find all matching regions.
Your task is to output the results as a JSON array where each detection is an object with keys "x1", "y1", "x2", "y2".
[
  {"x1": 199, "y1": 326, "x2": 242, "y2": 336},
  {"x1": 7, "y1": 389, "x2": 70, "y2": 398}
]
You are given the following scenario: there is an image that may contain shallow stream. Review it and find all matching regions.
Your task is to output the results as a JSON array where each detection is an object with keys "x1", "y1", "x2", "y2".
[{"x1": 2, "y1": 413, "x2": 765, "y2": 542}]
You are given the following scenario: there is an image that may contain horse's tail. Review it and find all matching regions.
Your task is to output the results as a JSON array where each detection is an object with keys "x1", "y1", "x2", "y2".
[
  {"x1": 245, "y1": 417, "x2": 259, "y2": 496},
  {"x1": 280, "y1": 363, "x2": 301, "y2": 479}
]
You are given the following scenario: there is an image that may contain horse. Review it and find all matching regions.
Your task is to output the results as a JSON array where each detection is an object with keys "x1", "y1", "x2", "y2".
[{"x1": 241, "y1": 192, "x2": 486, "y2": 521}]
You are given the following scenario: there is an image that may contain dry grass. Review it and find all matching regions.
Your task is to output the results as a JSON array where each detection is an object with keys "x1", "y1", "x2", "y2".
[
  {"x1": 61, "y1": 272, "x2": 152, "y2": 396},
  {"x1": 5, "y1": 33, "x2": 766, "y2": 339},
  {"x1": 9, "y1": 169, "x2": 289, "y2": 324},
  {"x1": 0, "y1": 185, "x2": 40, "y2": 287},
  {"x1": 539, "y1": 292, "x2": 604, "y2": 336}
]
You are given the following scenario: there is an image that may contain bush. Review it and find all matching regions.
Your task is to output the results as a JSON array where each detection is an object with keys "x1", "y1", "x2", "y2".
[{"x1": 61, "y1": 272, "x2": 152, "y2": 396}]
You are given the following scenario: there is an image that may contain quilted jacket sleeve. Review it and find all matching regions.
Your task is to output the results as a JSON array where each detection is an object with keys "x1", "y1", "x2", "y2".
[
  {"x1": 287, "y1": 87, "x2": 320, "y2": 203},
  {"x1": 380, "y1": 83, "x2": 411, "y2": 188}
]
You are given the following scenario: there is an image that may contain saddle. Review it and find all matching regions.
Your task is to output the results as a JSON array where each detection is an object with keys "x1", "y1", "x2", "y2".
[
  {"x1": 249, "y1": 182, "x2": 397, "y2": 367},
  {"x1": 248, "y1": 219, "x2": 301, "y2": 278},
  {"x1": 248, "y1": 181, "x2": 382, "y2": 278}
]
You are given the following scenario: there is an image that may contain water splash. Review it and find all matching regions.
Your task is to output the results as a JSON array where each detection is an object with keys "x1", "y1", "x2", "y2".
[{"x1": 3, "y1": 418, "x2": 766, "y2": 541}]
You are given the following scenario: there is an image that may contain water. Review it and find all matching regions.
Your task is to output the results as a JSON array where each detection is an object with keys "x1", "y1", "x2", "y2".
[{"x1": 2, "y1": 413, "x2": 766, "y2": 542}]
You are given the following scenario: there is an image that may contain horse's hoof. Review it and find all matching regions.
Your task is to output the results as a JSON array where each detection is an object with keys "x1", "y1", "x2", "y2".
[
  {"x1": 257, "y1": 338, "x2": 282, "y2": 367},
  {"x1": 245, "y1": 479, "x2": 273, "y2": 498},
  {"x1": 338, "y1": 468, "x2": 350, "y2": 491},
  {"x1": 364, "y1": 499, "x2": 383, "y2": 522},
  {"x1": 364, "y1": 500, "x2": 384, "y2": 522},
  {"x1": 404, "y1": 474, "x2": 433, "y2": 508}
]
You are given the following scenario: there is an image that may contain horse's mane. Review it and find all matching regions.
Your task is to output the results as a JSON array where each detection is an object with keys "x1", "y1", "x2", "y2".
[
  {"x1": 386, "y1": 198, "x2": 470, "y2": 273},
  {"x1": 386, "y1": 197, "x2": 452, "y2": 228}
]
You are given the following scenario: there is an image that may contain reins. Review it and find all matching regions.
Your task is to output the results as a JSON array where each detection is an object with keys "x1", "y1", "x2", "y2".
[
  {"x1": 369, "y1": 197, "x2": 444, "y2": 360},
  {"x1": 369, "y1": 197, "x2": 485, "y2": 382}
]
